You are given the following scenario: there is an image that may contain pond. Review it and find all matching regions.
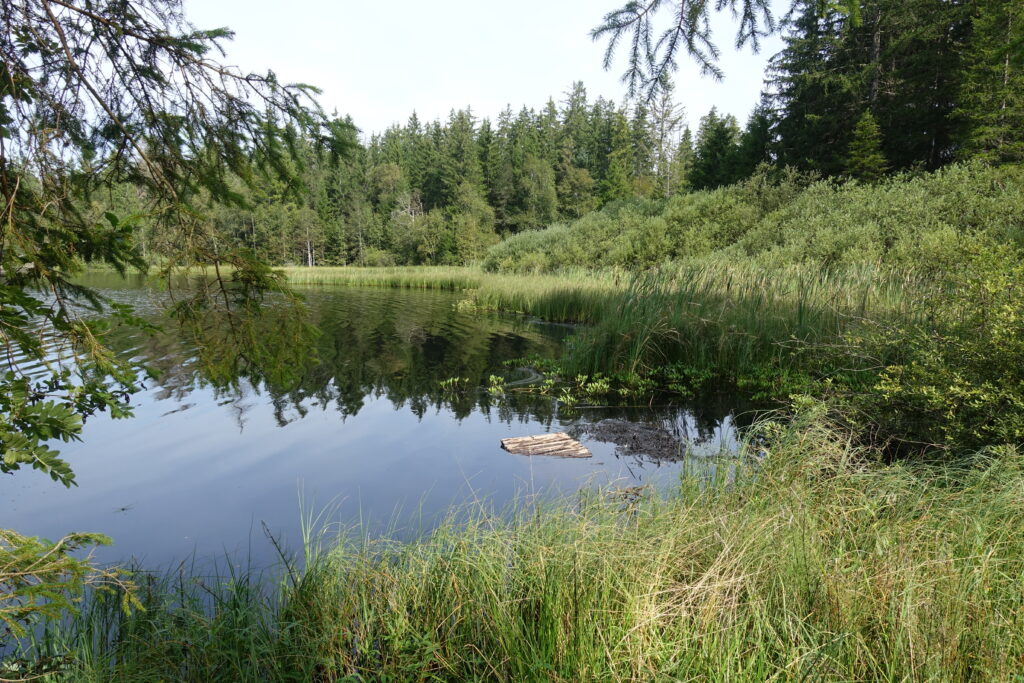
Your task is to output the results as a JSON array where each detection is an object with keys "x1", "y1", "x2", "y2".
[{"x1": 3, "y1": 274, "x2": 754, "y2": 569}]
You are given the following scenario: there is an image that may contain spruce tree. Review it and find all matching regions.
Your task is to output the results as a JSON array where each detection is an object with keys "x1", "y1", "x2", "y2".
[
  {"x1": 561, "y1": 82, "x2": 592, "y2": 169},
  {"x1": 733, "y1": 104, "x2": 774, "y2": 180},
  {"x1": 846, "y1": 111, "x2": 888, "y2": 182},
  {"x1": 960, "y1": 0, "x2": 1024, "y2": 163},
  {"x1": 670, "y1": 128, "x2": 695, "y2": 193},
  {"x1": 0, "y1": 0, "x2": 340, "y2": 485},
  {"x1": 600, "y1": 110, "x2": 635, "y2": 202},
  {"x1": 688, "y1": 108, "x2": 741, "y2": 190},
  {"x1": 867, "y1": 0, "x2": 970, "y2": 170},
  {"x1": 650, "y1": 84, "x2": 686, "y2": 197},
  {"x1": 440, "y1": 109, "x2": 484, "y2": 205},
  {"x1": 629, "y1": 100, "x2": 656, "y2": 193},
  {"x1": 538, "y1": 99, "x2": 562, "y2": 166},
  {"x1": 766, "y1": 0, "x2": 858, "y2": 175},
  {"x1": 486, "y1": 108, "x2": 517, "y2": 231},
  {"x1": 517, "y1": 156, "x2": 559, "y2": 229}
]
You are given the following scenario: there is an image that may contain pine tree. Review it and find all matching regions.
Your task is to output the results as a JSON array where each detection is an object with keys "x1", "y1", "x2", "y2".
[{"x1": 846, "y1": 111, "x2": 888, "y2": 182}]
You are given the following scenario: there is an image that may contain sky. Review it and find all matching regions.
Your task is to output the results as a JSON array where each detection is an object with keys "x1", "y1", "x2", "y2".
[{"x1": 183, "y1": 0, "x2": 785, "y2": 140}]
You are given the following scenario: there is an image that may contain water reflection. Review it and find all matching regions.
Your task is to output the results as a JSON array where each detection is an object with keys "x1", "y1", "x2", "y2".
[
  {"x1": 99, "y1": 276, "x2": 749, "y2": 444},
  {"x1": 3, "y1": 274, "x2": 755, "y2": 567}
]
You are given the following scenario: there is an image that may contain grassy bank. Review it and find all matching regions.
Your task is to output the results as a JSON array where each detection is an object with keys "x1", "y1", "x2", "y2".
[
  {"x1": 279, "y1": 262, "x2": 917, "y2": 389},
  {"x1": 22, "y1": 406, "x2": 1024, "y2": 681},
  {"x1": 277, "y1": 251, "x2": 1024, "y2": 453},
  {"x1": 279, "y1": 265, "x2": 626, "y2": 324}
]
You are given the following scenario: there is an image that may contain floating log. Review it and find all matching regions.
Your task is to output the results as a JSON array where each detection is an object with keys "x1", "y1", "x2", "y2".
[{"x1": 500, "y1": 432, "x2": 592, "y2": 458}]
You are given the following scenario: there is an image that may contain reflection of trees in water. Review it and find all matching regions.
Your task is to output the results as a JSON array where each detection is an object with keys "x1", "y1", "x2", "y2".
[
  {"x1": 115, "y1": 288, "x2": 566, "y2": 425},
  {"x1": 260, "y1": 289, "x2": 566, "y2": 425},
  {"x1": 108, "y1": 286, "x2": 751, "y2": 440}
]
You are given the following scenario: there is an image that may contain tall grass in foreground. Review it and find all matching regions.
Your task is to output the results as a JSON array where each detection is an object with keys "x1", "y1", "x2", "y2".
[{"x1": 26, "y1": 406, "x2": 1024, "y2": 681}]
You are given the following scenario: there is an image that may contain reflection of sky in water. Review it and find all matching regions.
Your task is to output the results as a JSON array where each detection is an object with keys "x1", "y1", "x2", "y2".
[{"x1": 2, "y1": 278, "x2": 752, "y2": 569}]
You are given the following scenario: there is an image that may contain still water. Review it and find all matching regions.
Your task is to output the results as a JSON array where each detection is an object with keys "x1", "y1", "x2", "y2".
[{"x1": 3, "y1": 275, "x2": 751, "y2": 568}]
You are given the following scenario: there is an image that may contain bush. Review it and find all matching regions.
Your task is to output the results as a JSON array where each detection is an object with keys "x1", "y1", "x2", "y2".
[
  {"x1": 850, "y1": 246, "x2": 1024, "y2": 453},
  {"x1": 358, "y1": 246, "x2": 396, "y2": 267},
  {"x1": 734, "y1": 163, "x2": 1024, "y2": 270},
  {"x1": 483, "y1": 163, "x2": 1024, "y2": 275}
]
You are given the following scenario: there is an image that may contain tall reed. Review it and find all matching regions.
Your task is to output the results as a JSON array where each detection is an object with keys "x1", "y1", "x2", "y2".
[
  {"x1": 564, "y1": 261, "x2": 919, "y2": 377},
  {"x1": 278, "y1": 263, "x2": 918, "y2": 381}
]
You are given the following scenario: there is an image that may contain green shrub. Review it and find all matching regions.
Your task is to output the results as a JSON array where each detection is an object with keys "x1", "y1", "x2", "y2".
[
  {"x1": 735, "y1": 163, "x2": 1024, "y2": 270},
  {"x1": 851, "y1": 246, "x2": 1024, "y2": 452},
  {"x1": 357, "y1": 246, "x2": 396, "y2": 267},
  {"x1": 483, "y1": 163, "x2": 1024, "y2": 275}
]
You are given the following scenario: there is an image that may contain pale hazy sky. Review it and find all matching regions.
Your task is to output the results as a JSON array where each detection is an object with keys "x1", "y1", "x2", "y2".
[{"x1": 184, "y1": 0, "x2": 785, "y2": 138}]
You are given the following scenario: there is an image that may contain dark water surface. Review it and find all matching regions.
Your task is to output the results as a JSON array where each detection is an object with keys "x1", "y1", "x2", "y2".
[{"x1": 3, "y1": 275, "x2": 751, "y2": 568}]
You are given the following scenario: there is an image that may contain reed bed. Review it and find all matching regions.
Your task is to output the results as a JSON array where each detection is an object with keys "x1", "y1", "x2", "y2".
[
  {"x1": 27, "y1": 409, "x2": 1024, "y2": 681},
  {"x1": 279, "y1": 262, "x2": 918, "y2": 380},
  {"x1": 563, "y1": 261, "x2": 921, "y2": 378},
  {"x1": 278, "y1": 265, "x2": 486, "y2": 291},
  {"x1": 279, "y1": 265, "x2": 627, "y2": 322}
]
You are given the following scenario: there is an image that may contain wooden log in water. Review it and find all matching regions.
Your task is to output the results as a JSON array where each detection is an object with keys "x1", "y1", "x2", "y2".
[{"x1": 500, "y1": 432, "x2": 592, "y2": 458}]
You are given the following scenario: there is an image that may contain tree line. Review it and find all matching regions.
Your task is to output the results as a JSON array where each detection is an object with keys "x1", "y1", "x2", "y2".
[{"x1": 106, "y1": 0, "x2": 1021, "y2": 269}]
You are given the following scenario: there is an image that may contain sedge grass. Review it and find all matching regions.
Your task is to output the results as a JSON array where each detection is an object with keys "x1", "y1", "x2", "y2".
[
  {"x1": 82, "y1": 261, "x2": 918, "y2": 393},
  {"x1": 562, "y1": 261, "x2": 921, "y2": 378},
  {"x1": 23, "y1": 407, "x2": 1024, "y2": 681},
  {"x1": 279, "y1": 262, "x2": 918, "y2": 383}
]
